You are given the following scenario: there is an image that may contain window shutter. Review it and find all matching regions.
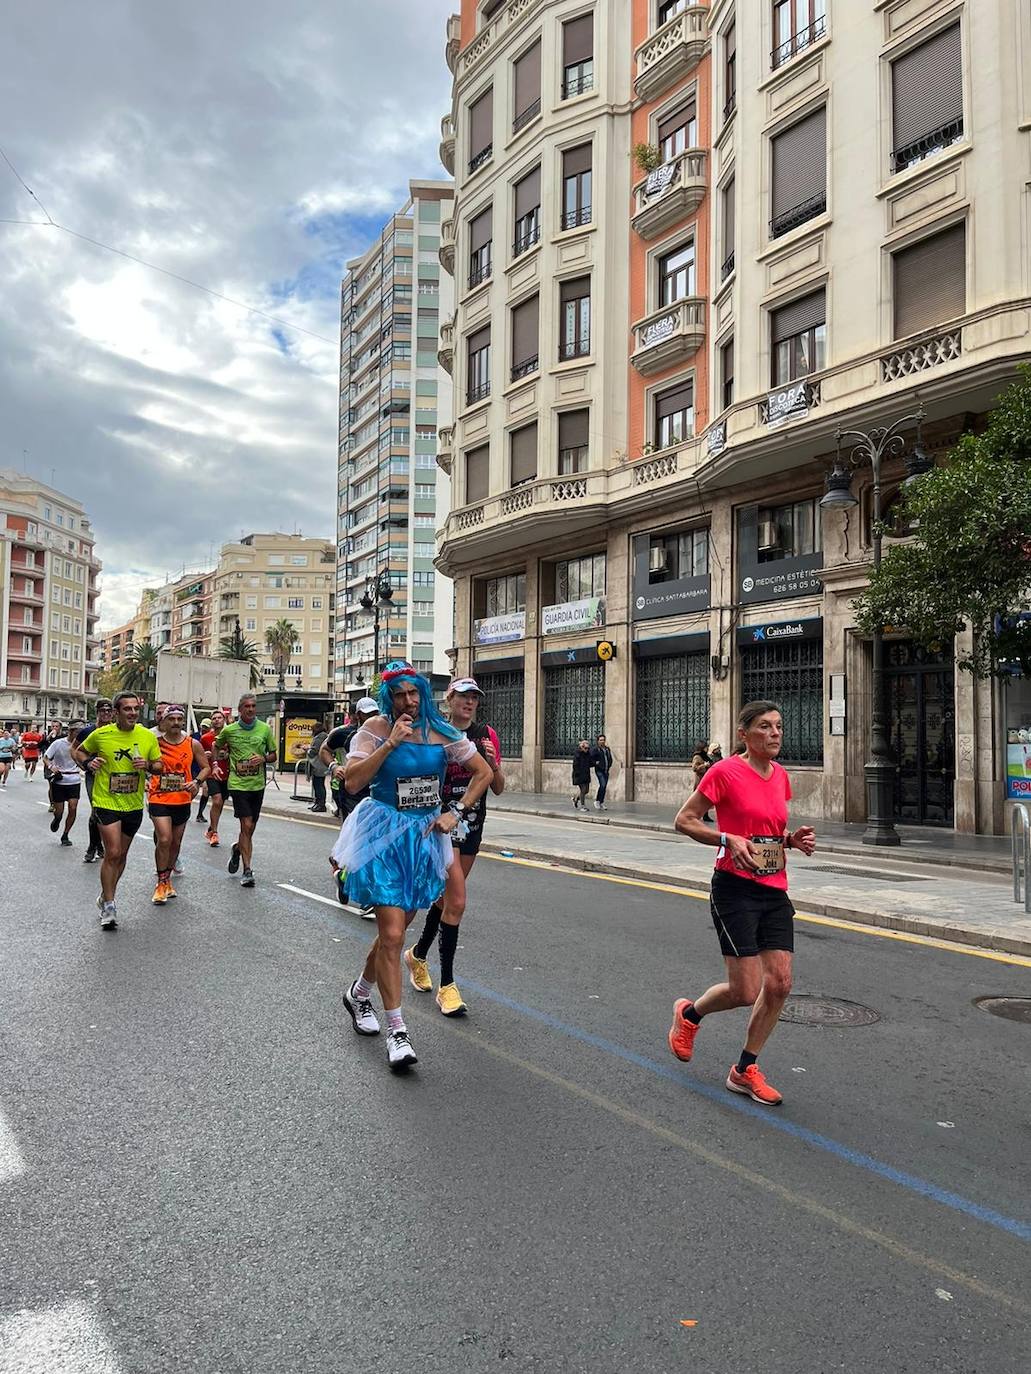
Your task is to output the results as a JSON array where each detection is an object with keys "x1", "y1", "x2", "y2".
[
  {"x1": 514, "y1": 41, "x2": 541, "y2": 118},
  {"x1": 771, "y1": 108, "x2": 826, "y2": 218},
  {"x1": 723, "y1": 178, "x2": 735, "y2": 255},
  {"x1": 510, "y1": 423, "x2": 538, "y2": 486},
  {"x1": 466, "y1": 446, "x2": 490, "y2": 504},
  {"x1": 656, "y1": 382, "x2": 693, "y2": 419},
  {"x1": 560, "y1": 275, "x2": 590, "y2": 306},
  {"x1": 469, "y1": 206, "x2": 492, "y2": 250},
  {"x1": 659, "y1": 102, "x2": 695, "y2": 147},
  {"x1": 722, "y1": 338, "x2": 734, "y2": 389},
  {"x1": 563, "y1": 143, "x2": 592, "y2": 177},
  {"x1": 511, "y1": 295, "x2": 539, "y2": 365},
  {"x1": 469, "y1": 89, "x2": 493, "y2": 159},
  {"x1": 558, "y1": 409, "x2": 589, "y2": 450},
  {"x1": 514, "y1": 166, "x2": 541, "y2": 220},
  {"x1": 726, "y1": 21, "x2": 735, "y2": 61},
  {"x1": 467, "y1": 324, "x2": 491, "y2": 357},
  {"x1": 892, "y1": 24, "x2": 963, "y2": 153},
  {"x1": 893, "y1": 223, "x2": 965, "y2": 339},
  {"x1": 563, "y1": 14, "x2": 593, "y2": 65},
  {"x1": 771, "y1": 289, "x2": 826, "y2": 343}
]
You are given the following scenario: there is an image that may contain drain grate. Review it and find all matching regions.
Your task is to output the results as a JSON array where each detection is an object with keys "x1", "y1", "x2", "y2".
[
  {"x1": 779, "y1": 995, "x2": 881, "y2": 1027},
  {"x1": 805, "y1": 863, "x2": 928, "y2": 883},
  {"x1": 974, "y1": 996, "x2": 1031, "y2": 1025}
]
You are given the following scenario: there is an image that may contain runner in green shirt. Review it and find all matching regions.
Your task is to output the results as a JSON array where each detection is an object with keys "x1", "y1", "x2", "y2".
[{"x1": 215, "y1": 692, "x2": 278, "y2": 889}]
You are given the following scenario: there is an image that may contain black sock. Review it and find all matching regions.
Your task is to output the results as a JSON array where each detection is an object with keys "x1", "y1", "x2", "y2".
[
  {"x1": 414, "y1": 902, "x2": 443, "y2": 959},
  {"x1": 737, "y1": 1050, "x2": 758, "y2": 1073},
  {"x1": 683, "y1": 1004, "x2": 702, "y2": 1025},
  {"x1": 438, "y1": 921, "x2": 459, "y2": 986}
]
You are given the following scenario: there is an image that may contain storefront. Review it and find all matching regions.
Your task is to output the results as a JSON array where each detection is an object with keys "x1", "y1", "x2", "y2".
[{"x1": 736, "y1": 618, "x2": 824, "y2": 767}]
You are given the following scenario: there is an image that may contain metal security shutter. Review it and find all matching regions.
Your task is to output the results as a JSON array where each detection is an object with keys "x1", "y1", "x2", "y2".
[
  {"x1": 558, "y1": 409, "x2": 589, "y2": 450},
  {"x1": 511, "y1": 294, "x2": 539, "y2": 364},
  {"x1": 771, "y1": 107, "x2": 826, "y2": 219},
  {"x1": 563, "y1": 14, "x2": 593, "y2": 65},
  {"x1": 659, "y1": 102, "x2": 695, "y2": 146},
  {"x1": 469, "y1": 206, "x2": 492, "y2": 250},
  {"x1": 771, "y1": 288, "x2": 825, "y2": 343},
  {"x1": 466, "y1": 445, "x2": 489, "y2": 504},
  {"x1": 563, "y1": 143, "x2": 592, "y2": 176},
  {"x1": 469, "y1": 89, "x2": 493, "y2": 159},
  {"x1": 893, "y1": 223, "x2": 966, "y2": 339},
  {"x1": 514, "y1": 41, "x2": 541, "y2": 118},
  {"x1": 510, "y1": 422, "x2": 538, "y2": 486},
  {"x1": 893, "y1": 24, "x2": 963, "y2": 153},
  {"x1": 560, "y1": 275, "x2": 590, "y2": 306},
  {"x1": 514, "y1": 167, "x2": 541, "y2": 219},
  {"x1": 656, "y1": 382, "x2": 693, "y2": 419}
]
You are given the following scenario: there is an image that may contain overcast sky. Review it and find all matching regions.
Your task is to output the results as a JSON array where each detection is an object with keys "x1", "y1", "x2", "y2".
[{"x1": 1, "y1": 0, "x2": 454, "y2": 629}]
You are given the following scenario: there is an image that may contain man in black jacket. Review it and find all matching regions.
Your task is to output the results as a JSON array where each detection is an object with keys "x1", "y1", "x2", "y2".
[{"x1": 589, "y1": 734, "x2": 614, "y2": 810}]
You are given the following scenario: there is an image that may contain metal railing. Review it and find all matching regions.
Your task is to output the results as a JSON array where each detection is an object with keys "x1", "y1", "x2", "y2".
[
  {"x1": 291, "y1": 759, "x2": 313, "y2": 802},
  {"x1": 1013, "y1": 803, "x2": 1030, "y2": 913}
]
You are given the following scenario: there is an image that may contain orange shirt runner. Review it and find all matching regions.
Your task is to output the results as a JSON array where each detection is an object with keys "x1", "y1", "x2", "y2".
[{"x1": 149, "y1": 736, "x2": 194, "y2": 806}]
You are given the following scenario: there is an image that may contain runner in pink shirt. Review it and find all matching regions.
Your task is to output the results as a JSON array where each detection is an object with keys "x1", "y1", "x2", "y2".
[{"x1": 668, "y1": 699, "x2": 816, "y2": 1106}]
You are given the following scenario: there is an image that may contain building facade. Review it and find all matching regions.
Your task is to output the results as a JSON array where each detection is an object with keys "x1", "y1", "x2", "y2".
[
  {"x1": 100, "y1": 619, "x2": 135, "y2": 675},
  {"x1": 437, "y1": 0, "x2": 1031, "y2": 835},
  {"x1": 334, "y1": 180, "x2": 456, "y2": 696},
  {"x1": 0, "y1": 470, "x2": 102, "y2": 725}
]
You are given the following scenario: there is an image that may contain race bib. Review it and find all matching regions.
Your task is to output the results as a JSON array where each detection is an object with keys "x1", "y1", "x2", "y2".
[
  {"x1": 396, "y1": 774, "x2": 440, "y2": 811},
  {"x1": 236, "y1": 758, "x2": 262, "y2": 777},
  {"x1": 750, "y1": 836, "x2": 786, "y2": 875},
  {"x1": 160, "y1": 772, "x2": 187, "y2": 792},
  {"x1": 109, "y1": 772, "x2": 141, "y2": 795}
]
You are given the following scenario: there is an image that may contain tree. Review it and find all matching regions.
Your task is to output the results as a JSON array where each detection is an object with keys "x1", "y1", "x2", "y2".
[
  {"x1": 119, "y1": 640, "x2": 160, "y2": 705},
  {"x1": 94, "y1": 667, "x2": 122, "y2": 701},
  {"x1": 219, "y1": 621, "x2": 263, "y2": 689},
  {"x1": 265, "y1": 618, "x2": 300, "y2": 691},
  {"x1": 854, "y1": 367, "x2": 1031, "y2": 678}
]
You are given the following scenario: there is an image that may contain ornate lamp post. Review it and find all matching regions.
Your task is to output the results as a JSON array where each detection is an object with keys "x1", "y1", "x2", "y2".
[
  {"x1": 820, "y1": 409, "x2": 932, "y2": 846},
  {"x1": 358, "y1": 573, "x2": 394, "y2": 677}
]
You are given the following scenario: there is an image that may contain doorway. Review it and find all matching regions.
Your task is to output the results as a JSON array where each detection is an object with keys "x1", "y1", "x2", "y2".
[{"x1": 885, "y1": 641, "x2": 955, "y2": 826}]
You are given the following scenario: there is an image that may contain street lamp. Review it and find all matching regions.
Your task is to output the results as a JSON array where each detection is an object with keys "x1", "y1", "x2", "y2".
[
  {"x1": 358, "y1": 572, "x2": 394, "y2": 677},
  {"x1": 820, "y1": 408, "x2": 928, "y2": 847}
]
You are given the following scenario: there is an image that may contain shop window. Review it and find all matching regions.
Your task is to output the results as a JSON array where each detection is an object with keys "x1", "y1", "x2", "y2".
[
  {"x1": 543, "y1": 662, "x2": 603, "y2": 756},
  {"x1": 636, "y1": 652, "x2": 709, "y2": 761},
  {"x1": 740, "y1": 639, "x2": 824, "y2": 764},
  {"x1": 477, "y1": 669, "x2": 525, "y2": 755}
]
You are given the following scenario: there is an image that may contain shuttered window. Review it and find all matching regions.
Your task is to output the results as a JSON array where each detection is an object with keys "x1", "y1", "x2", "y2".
[
  {"x1": 721, "y1": 337, "x2": 735, "y2": 410},
  {"x1": 771, "y1": 289, "x2": 826, "y2": 385},
  {"x1": 724, "y1": 22, "x2": 737, "y2": 119},
  {"x1": 892, "y1": 24, "x2": 963, "y2": 172},
  {"x1": 562, "y1": 15, "x2": 594, "y2": 98},
  {"x1": 465, "y1": 445, "x2": 489, "y2": 504},
  {"x1": 510, "y1": 422, "x2": 538, "y2": 487},
  {"x1": 893, "y1": 223, "x2": 965, "y2": 340},
  {"x1": 469, "y1": 89, "x2": 493, "y2": 172},
  {"x1": 513, "y1": 41, "x2": 542, "y2": 131},
  {"x1": 467, "y1": 325, "x2": 491, "y2": 404},
  {"x1": 562, "y1": 144, "x2": 592, "y2": 229},
  {"x1": 558, "y1": 409, "x2": 589, "y2": 473},
  {"x1": 721, "y1": 178, "x2": 735, "y2": 279},
  {"x1": 659, "y1": 242, "x2": 694, "y2": 305},
  {"x1": 655, "y1": 381, "x2": 694, "y2": 449},
  {"x1": 511, "y1": 294, "x2": 539, "y2": 379},
  {"x1": 468, "y1": 206, "x2": 492, "y2": 288},
  {"x1": 658, "y1": 102, "x2": 697, "y2": 162},
  {"x1": 770, "y1": 108, "x2": 826, "y2": 238},
  {"x1": 559, "y1": 277, "x2": 591, "y2": 360},
  {"x1": 513, "y1": 166, "x2": 541, "y2": 256}
]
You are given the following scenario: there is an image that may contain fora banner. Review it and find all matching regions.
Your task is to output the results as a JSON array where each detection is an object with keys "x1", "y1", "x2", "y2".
[{"x1": 541, "y1": 597, "x2": 606, "y2": 636}]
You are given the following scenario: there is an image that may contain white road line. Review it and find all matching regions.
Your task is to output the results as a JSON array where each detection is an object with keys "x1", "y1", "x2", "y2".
[
  {"x1": 0, "y1": 1298, "x2": 123, "y2": 1373},
  {"x1": 0, "y1": 1107, "x2": 27, "y2": 1185},
  {"x1": 279, "y1": 883, "x2": 345, "y2": 911}
]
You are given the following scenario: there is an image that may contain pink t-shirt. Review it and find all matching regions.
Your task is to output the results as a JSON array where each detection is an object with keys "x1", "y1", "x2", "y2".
[{"x1": 696, "y1": 754, "x2": 793, "y2": 889}]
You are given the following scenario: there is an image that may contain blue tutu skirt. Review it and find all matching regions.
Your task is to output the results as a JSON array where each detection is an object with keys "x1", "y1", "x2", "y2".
[{"x1": 330, "y1": 797, "x2": 451, "y2": 911}]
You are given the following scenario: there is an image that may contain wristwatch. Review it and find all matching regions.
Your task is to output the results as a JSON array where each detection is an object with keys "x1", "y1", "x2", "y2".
[{"x1": 719, "y1": 832, "x2": 728, "y2": 849}]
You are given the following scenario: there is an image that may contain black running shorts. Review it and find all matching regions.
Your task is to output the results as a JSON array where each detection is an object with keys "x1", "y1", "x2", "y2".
[
  {"x1": 93, "y1": 807, "x2": 144, "y2": 838},
  {"x1": 148, "y1": 802, "x2": 192, "y2": 826},
  {"x1": 52, "y1": 781, "x2": 81, "y2": 802},
  {"x1": 709, "y1": 870, "x2": 795, "y2": 958},
  {"x1": 230, "y1": 788, "x2": 265, "y2": 821},
  {"x1": 453, "y1": 825, "x2": 483, "y2": 859},
  {"x1": 206, "y1": 777, "x2": 229, "y2": 799}
]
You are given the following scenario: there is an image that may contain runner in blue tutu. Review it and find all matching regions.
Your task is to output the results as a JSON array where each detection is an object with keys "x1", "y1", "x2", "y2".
[{"x1": 332, "y1": 660, "x2": 493, "y2": 1070}]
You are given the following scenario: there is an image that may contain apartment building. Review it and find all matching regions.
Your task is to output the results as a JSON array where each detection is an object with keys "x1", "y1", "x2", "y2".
[
  {"x1": 100, "y1": 619, "x2": 135, "y2": 675},
  {"x1": 334, "y1": 180, "x2": 456, "y2": 695},
  {"x1": 437, "y1": 0, "x2": 1031, "y2": 836},
  {"x1": 0, "y1": 470, "x2": 102, "y2": 724},
  {"x1": 215, "y1": 533, "x2": 335, "y2": 690}
]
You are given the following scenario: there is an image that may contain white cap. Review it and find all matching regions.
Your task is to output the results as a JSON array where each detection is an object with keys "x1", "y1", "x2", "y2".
[
  {"x1": 447, "y1": 676, "x2": 484, "y2": 697},
  {"x1": 355, "y1": 696, "x2": 379, "y2": 714}
]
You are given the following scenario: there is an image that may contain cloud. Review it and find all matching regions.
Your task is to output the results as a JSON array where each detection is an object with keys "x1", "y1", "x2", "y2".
[{"x1": 0, "y1": 0, "x2": 454, "y2": 629}]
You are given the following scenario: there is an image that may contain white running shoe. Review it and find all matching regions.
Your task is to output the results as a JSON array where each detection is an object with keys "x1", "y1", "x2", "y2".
[
  {"x1": 98, "y1": 897, "x2": 118, "y2": 930},
  {"x1": 359, "y1": 904, "x2": 376, "y2": 921},
  {"x1": 342, "y1": 982, "x2": 380, "y2": 1036},
  {"x1": 386, "y1": 1029, "x2": 418, "y2": 1070}
]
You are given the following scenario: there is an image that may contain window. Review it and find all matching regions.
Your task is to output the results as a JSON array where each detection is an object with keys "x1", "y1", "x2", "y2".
[
  {"x1": 414, "y1": 542, "x2": 436, "y2": 558},
  {"x1": 245, "y1": 618, "x2": 257, "y2": 631},
  {"x1": 469, "y1": 87, "x2": 493, "y2": 172},
  {"x1": 654, "y1": 381, "x2": 694, "y2": 448},
  {"x1": 511, "y1": 294, "x2": 539, "y2": 379},
  {"x1": 562, "y1": 14, "x2": 594, "y2": 98},
  {"x1": 246, "y1": 596, "x2": 257, "y2": 609},
  {"x1": 312, "y1": 598, "x2": 323, "y2": 609},
  {"x1": 544, "y1": 663, "x2": 603, "y2": 757},
  {"x1": 513, "y1": 166, "x2": 541, "y2": 256},
  {"x1": 268, "y1": 554, "x2": 286, "y2": 565},
  {"x1": 721, "y1": 178, "x2": 735, "y2": 280},
  {"x1": 659, "y1": 0, "x2": 689, "y2": 22},
  {"x1": 485, "y1": 572, "x2": 526, "y2": 616},
  {"x1": 771, "y1": 289, "x2": 826, "y2": 385},
  {"x1": 466, "y1": 445, "x2": 490, "y2": 503},
  {"x1": 636, "y1": 652, "x2": 709, "y2": 762},
  {"x1": 288, "y1": 597, "x2": 304, "y2": 609},
  {"x1": 770, "y1": 107, "x2": 826, "y2": 238},
  {"x1": 510, "y1": 422, "x2": 538, "y2": 487},
  {"x1": 658, "y1": 241, "x2": 695, "y2": 305},
  {"x1": 264, "y1": 596, "x2": 283, "y2": 609},
  {"x1": 62, "y1": 616, "x2": 71, "y2": 632},
  {"x1": 893, "y1": 223, "x2": 965, "y2": 340},
  {"x1": 772, "y1": 0, "x2": 826, "y2": 69},
  {"x1": 741, "y1": 638, "x2": 823, "y2": 764},
  {"x1": 561, "y1": 144, "x2": 592, "y2": 229},
  {"x1": 892, "y1": 25, "x2": 963, "y2": 173},
  {"x1": 466, "y1": 325, "x2": 491, "y2": 404},
  {"x1": 757, "y1": 498, "x2": 822, "y2": 563},
  {"x1": 558, "y1": 409, "x2": 589, "y2": 474},
  {"x1": 724, "y1": 22, "x2": 737, "y2": 120},
  {"x1": 477, "y1": 669, "x2": 524, "y2": 755},
  {"x1": 658, "y1": 100, "x2": 696, "y2": 163},
  {"x1": 290, "y1": 555, "x2": 309, "y2": 566},
  {"x1": 559, "y1": 277, "x2": 591, "y2": 360},
  {"x1": 415, "y1": 484, "x2": 436, "y2": 499},
  {"x1": 647, "y1": 529, "x2": 708, "y2": 583},
  {"x1": 721, "y1": 337, "x2": 735, "y2": 410},
  {"x1": 513, "y1": 39, "x2": 542, "y2": 131},
  {"x1": 468, "y1": 206, "x2": 493, "y2": 287},
  {"x1": 556, "y1": 552, "x2": 605, "y2": 601}
]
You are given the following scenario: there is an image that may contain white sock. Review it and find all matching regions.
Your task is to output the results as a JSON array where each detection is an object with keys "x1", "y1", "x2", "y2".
[
  {"x1": 353, "y1": 974, "x2": 374, "y2": 1000},
  {"x1": 384, "y1": 1006, "x2": 405, "y2": 1033}
]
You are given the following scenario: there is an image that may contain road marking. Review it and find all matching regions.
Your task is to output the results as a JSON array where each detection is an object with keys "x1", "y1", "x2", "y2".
[
  {"x1": 0, "y1": 1299, "x2": 123, "y2": 1373},
  {"x1": 280, "y1": 883, "x2": 342, "y2": 910},
  {"x1": 0, "y1": 1108, "x2": 26, "y2": 1185}
]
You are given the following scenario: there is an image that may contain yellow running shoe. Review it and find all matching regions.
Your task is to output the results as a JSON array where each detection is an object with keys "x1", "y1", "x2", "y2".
[
  {"x1": 436, "y1": 982, "x2": 467, "y2": 1017},
  {"x1": 404, "y1": 946, "x2": 432, "y2": 993},
  {"x1": 151, "y1": 881, "x2": 168, "y2": 905}
]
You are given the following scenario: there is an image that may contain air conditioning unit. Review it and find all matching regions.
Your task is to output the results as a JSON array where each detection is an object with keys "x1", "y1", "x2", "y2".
[
  {"x1": 648, "y1": 546, "x2": 669, "y2": 573},
  {"x1": 757, "y1": 519, "x2": 780, "y2": 552}
]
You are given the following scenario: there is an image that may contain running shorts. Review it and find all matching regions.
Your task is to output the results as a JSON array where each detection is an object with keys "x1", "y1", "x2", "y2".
[
  {"x1": 453, "y1": 825, "x2": 483, "y2": 859},
  {"x1": 206, "y1": 777, "x2": 229, "y2": 799},
  {"x1": 709, "y1": 870, "x2": 795, "y2": 958},
  {"x1": 93, "y1": 807, "x2": 145, "y2": 838},
  {"x1": 52, "y1": 781, "x2": 81, "y2": 802},
  {"x1": 148, "y1": 802, "x2": 192, "y2": 826},
  {"x1": 230, "y1": 788, "x2": 265, "y2": 821}
]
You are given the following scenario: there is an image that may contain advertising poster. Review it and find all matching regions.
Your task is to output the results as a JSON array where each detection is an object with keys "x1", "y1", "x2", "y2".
[
  {"x1": 541, "y1": 597, "x2": 606, "y2": 636},
  {"x1": 283, "y1": 716, "x2": 318, "y2": 764}
]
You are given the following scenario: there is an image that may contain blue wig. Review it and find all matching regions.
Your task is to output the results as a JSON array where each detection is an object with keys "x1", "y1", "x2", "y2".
[{"x1": 378, "y1": 660, "x2": 463, "y2": 742}]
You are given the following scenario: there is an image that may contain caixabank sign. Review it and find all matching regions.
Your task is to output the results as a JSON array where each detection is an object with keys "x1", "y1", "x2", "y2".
[{"x1": 736, "y1": 617, "x2": 823, "y2": 647}]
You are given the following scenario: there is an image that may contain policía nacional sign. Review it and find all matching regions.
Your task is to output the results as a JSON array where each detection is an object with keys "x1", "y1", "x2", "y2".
[
  {"x1": 474, "y1": 611, "x2": 526, "y2": 645},
  {"x1": 541, "y1": 596, "x2": 606, "y2": 636}
]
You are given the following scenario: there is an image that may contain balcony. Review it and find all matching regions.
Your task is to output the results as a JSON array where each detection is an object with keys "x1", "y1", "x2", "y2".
[
  {"x1": 439, "y1": 113, "x2": 456, "y2": 176},
  {"x1": 437, "y1": 470, "x2": 609, "y2": 571},
  {"x1": 772, "y1": 14, "x2": 826, "y2": 70},
  {"x1": 9, "y1": 588, "x2": 45, "y2": 606},
  {"x1": 459, "y1": 0, "x2": 543, "y2": 77},
  {"x1": 7, "y1": 645, "x2": 42, "y2": 663},
  {"x1": 438, "y1": 315, "x2": 455, "y2": 374},
  {"x1": 445, "y1": 13, "x2": 461, "y2": 73},
  {"x1": 631, "y1": 297, "x2": 706, "y2": 375},
  {"x1": 437, "y1": 425, "x2": 454, "y2": 476},
  {"x1": 634, "y1": 5, "x2": 709, "y2": 101},
  {"x1": 632, "y1": 150, "x2": 708, "y2": 240},
  {"x1": 439, "y1": 217, "x2": 455, "y2": 276}
]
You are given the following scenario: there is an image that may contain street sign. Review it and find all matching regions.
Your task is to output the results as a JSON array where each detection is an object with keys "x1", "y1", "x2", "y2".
[{"x1": 596, "y1": 640, "x2": 616, "y2": 662}]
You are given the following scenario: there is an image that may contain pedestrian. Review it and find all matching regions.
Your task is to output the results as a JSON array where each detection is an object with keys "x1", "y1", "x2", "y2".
[
  {"x1": 668, "y1": 700, "x2": 816, "y2": 1106},
  {"x1": 589, "y1": 733, "x2": 613, "y2": 810},
  {"x1": 0, "y1": 725, "x2": 15, "y2": 786},
  {"x1": 307, "y1": 722, "x2": 330, "y2": 813},
  {"x1": 332, "y1": 661, "x2": 492, "y2": 1070},
  {"x1": 691, "y1": 739, "x2": 722, "y2": 821},
  {"x1": 200, "y1": 711, "x2": 229, "y2": 847},
  {"x1": 43, "y1": 721, "x2": 84, "y2": 844},
  {"x1": 19, "y1": 722, "x2": 43, "y2": 779},
  {"x1": 404, "y1": 676, "x2": 505, "y2": 1016},
  {"x1": 321, "y1": 697, "x2": 379, "y2": 909},
  {"x1": 78, "y1": 699, "x2": 115, "y2": 863},
  {"x1": 215, "y1": 693, "x2": 277, "y2": 888},
  {"x1": 571, "y1": 739, "x2": 592, "y2": 809}
]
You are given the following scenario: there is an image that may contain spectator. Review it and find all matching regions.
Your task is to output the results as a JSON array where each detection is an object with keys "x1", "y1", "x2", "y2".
[
  {"x1": 589, "y1": 734, "x2": 614, "y2": 810},
  {"x1": 571, "y1": 739, "x2": 593, "y2": 810}
]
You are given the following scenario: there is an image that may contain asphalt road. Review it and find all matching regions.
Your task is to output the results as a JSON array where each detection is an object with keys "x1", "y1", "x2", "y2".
[{"x1": 1, "y1": 774, "x2": 1030, "y2": 1373}]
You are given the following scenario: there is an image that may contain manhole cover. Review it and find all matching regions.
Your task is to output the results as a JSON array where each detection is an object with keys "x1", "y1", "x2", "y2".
[
  {"x1": 974, "y1": 997, "x2": 1031, "y2": 1025},
  {"x1": 779, "y1": 995, "x2": 881, "y2": 1027},
  {"x1": 806, "y1": 864, "x2": 928, "y2": 883}
]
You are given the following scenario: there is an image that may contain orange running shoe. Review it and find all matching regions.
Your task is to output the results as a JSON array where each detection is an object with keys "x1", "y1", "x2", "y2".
[
  {"x1": 726, "y1": 1064, "x2": 783, "y2": 1106},
  {"x1": 164, "y1": 881, "x2": 178, "y2": 900},
  {"x1": 668, "y1": 998, "x2": 701, "y2": 1062},
  {"x1": 208, "y1": 831, "x2": 219, "y2": 847},
  {"x1": 151, "y1": 881, "x2": 168, "y2": 905}
]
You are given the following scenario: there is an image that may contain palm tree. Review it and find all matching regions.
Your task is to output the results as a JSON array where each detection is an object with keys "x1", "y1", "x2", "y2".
[
  {"x1": 265, "y1": 618, "x2": 300, "y2": 691},
  {"x1": 219, "y1": 619, "x2": 263, "y2": 689},
  {"x1": 119, "y1": 640, "x2": 160, "y2": 707}
]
